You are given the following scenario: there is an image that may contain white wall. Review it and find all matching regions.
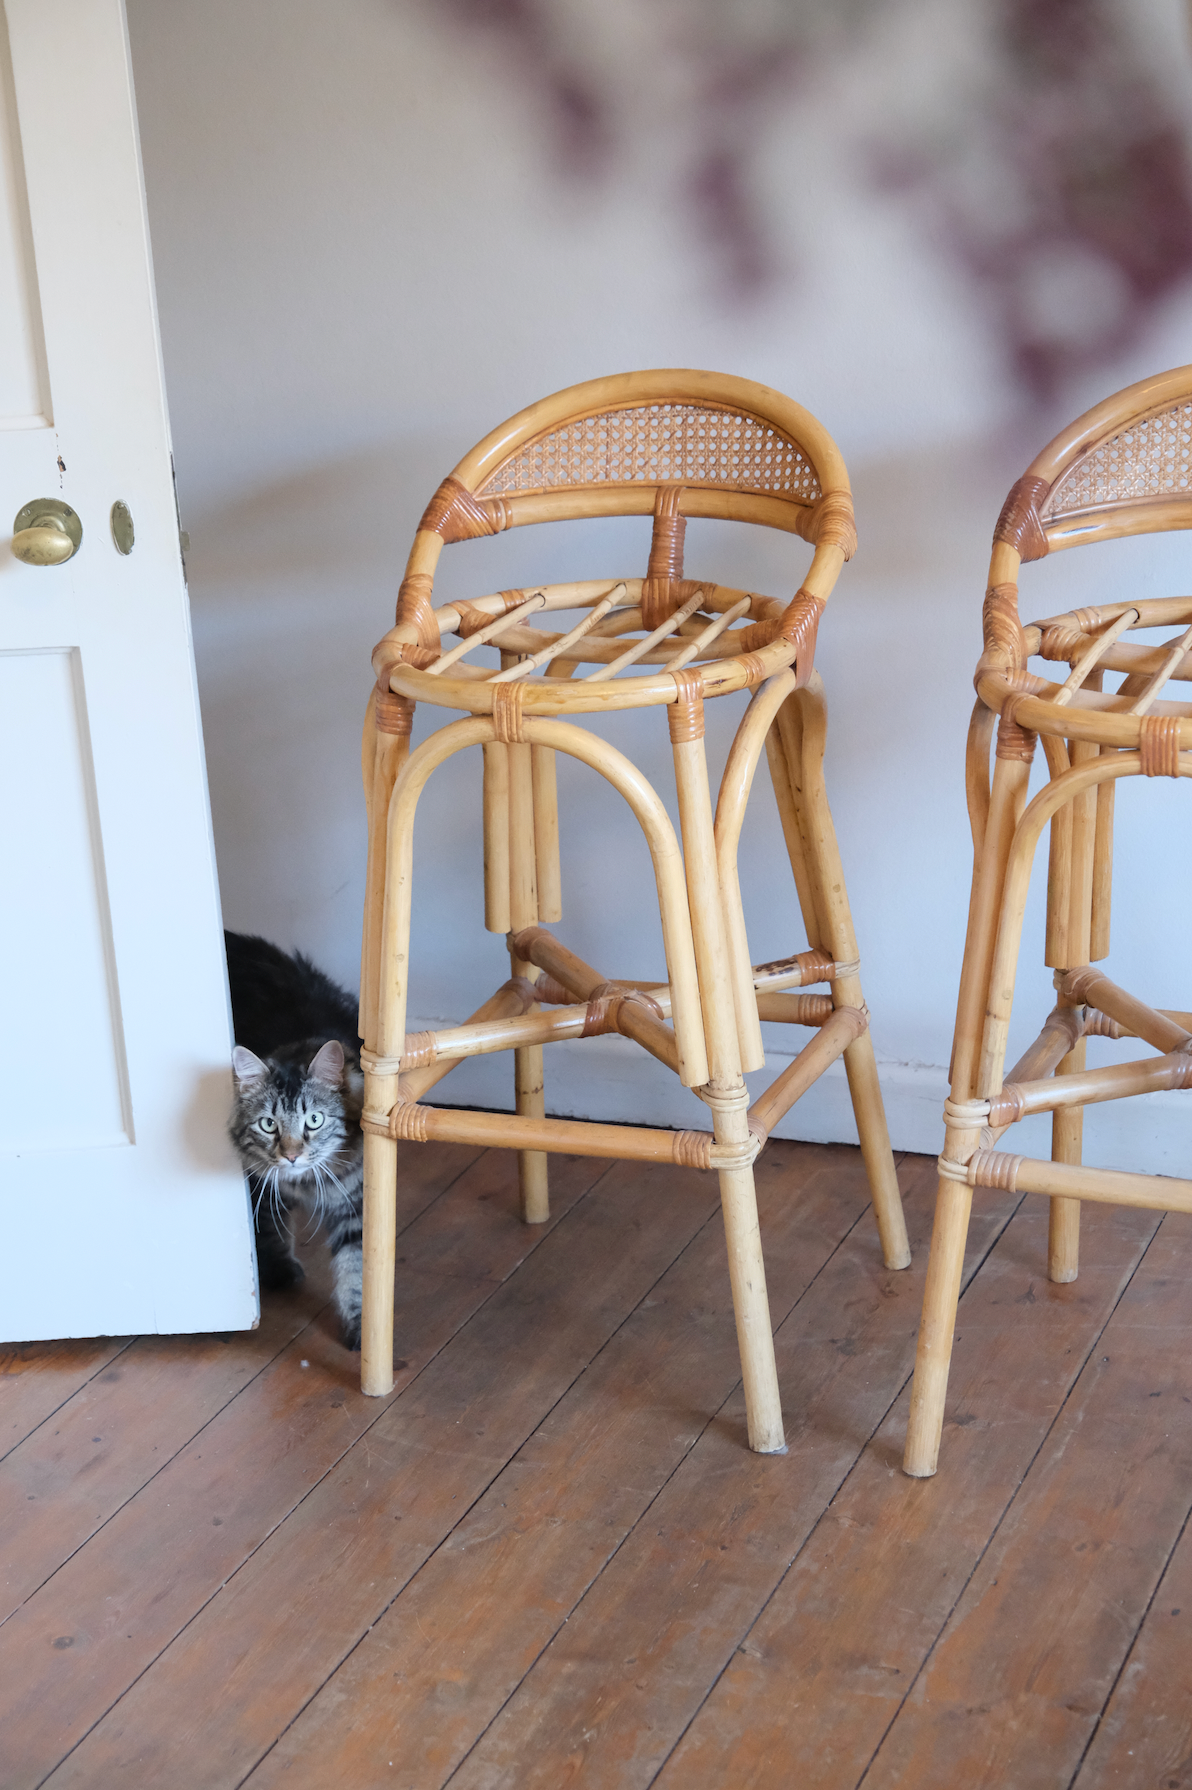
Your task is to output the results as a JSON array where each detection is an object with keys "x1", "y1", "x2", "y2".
[{"x1": 126, "y1": 0, "x2": 1192, "y2": 1167}]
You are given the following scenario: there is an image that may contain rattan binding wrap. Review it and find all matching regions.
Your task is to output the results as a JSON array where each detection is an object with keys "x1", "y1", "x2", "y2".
[
  {"x1": 375, "y1": 690, "x2": 415, "y2": 736},
  {"x1": 641, "y1": 484, "x2": 701, "y2": 630},
  {"x1": 994, "y1": 475, "x2": 1051, "y2": 562},
  {"x1": 395, "y1": 571, "x2": 440, "y2": 653},
  {"x1": 491, "y1": 680, "x2": 528, "y2": 744},
  {"x1": 1140, "y1": 714, "x2": 1184, "y2": 776},
  {"x1": 668, "y1": 667, "x2": 705, "y2": 742},
  {"x1": 419, "y1": 476, "x2": 512, "y2": 542},
  {"x1": 804, "y1": 489, "x2": 857, "y2": 559},
  {"x1": 982, "y1": 583, "x2": 1028, "y2": 668},
  {"x1": 994, "y1": 706, "x2": 1037, "y2": 762}
]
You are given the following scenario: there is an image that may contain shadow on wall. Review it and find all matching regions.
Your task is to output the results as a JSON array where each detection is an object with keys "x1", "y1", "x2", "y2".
[{"x1": 188, "y1": 440, "x2": 452, "y2": 994}]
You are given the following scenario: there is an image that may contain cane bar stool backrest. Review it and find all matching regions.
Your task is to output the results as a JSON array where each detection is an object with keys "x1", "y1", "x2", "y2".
[
  {"x1": 982, "y1": 366, "x2": 1192, "y2": 763},
  {"x1": 370, "y1": 369, "x2": 858, "y2": 721},
  {"x1": 904, "y1": 364, "x2": 1192, "y2": 1479}
]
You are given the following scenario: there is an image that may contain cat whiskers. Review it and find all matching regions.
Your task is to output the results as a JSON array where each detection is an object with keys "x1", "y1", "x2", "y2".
[{"x1": 299, "y1": 1163, "x2": 329, "y2": 1240}]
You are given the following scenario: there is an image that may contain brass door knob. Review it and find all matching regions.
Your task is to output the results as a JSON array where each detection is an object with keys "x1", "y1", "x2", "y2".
[{"x1": 11, "y1": 499, "x2": 83, "y2": 565}]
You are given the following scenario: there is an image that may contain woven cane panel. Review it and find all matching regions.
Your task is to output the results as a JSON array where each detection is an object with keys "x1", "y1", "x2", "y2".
[
  {"x1": 1043, "y1": 401, "x2": 1192, "y2": 519},
  {"x1": 479, "y1": 404, "x2": 821, "y2": 502}
]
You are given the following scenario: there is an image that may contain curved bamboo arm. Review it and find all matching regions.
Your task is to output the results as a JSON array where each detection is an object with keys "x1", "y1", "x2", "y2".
[
  {"x1": 964, "y1": 699, "x2": 997, "y2": 857},
  {"x1": 950, "y1": 752, "x2": 1035, "y2": 1102},
  {"x1": 377, "y1": 717, "x2": 493, "y2": 1056},
  {"x1": 978, "y1": 750, "x2": 1192, "y2": 1094},
  {"x1": 714, "y1": 669, "x2": 799, "y2": 1072},
  {"x1": 359, "y1": 690, "x2": 379, "y2": 1038},
  {"x1": 376, "y1": 713, "x2": 710, "y2": 1087},
  {"x1": 520, "y1": 717, "x2": 709, "y2": 1087}
]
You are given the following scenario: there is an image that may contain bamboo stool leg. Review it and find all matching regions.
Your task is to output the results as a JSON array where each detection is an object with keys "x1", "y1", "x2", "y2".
[
  {"x1": 1049, "y1": 739, "x2": 1098, "y2": 1280},
  {"x1": 711, "y1": 1086, "x2": 787, "y2": 1455},
  {"x1": 903, "y1": 1160, "x2": 975, "y2": 1477},
  {"x1": 671, "y1": 679, "x2": 784, "y2": 1453},
  {"x1": 776, "y1": 684, "x2": 910, "y2": 1270},
  {"x1": 508, "y1": 736, "x2": 549, "y2": 1223},
  {"x1": 903, "y1": 741, "x2": 1031, "y2": 1470},
  {"x1": 361, "y1": 1100, "x2": 399, "y2": 1395},
  {"x1": 360, "y1": 690, "x2": 414, "y2": 1396},
  {"x1": 1050, "y1": 1037, "x2": 1084, "y2": 1282}
]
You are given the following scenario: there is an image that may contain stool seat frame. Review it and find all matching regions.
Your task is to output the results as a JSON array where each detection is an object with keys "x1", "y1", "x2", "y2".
[{"x1": 359, "y1": 371, "x2": 910, "y2": 1454}]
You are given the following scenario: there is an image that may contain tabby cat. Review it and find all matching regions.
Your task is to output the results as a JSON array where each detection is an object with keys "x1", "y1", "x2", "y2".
[{"x1": 225, "y1": 930, "x2": 365, "y2": 1349}]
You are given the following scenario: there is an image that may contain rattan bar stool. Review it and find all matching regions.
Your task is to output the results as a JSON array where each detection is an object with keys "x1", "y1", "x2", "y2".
[
  {"x1": 359, "y1": 370, "x2": 910, "y2": 1454},
  {"x1": 905, "y1": 364, "x2": 1192, "y2": 1478}
]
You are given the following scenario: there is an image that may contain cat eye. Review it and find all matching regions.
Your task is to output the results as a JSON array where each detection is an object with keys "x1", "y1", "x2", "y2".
[
  {"x1": 257, "y1": 1115, "x2": 278, "y2": 1133},
  {"x1": 306, "y1": 1111, "x2": 325, "y2": 1130}
]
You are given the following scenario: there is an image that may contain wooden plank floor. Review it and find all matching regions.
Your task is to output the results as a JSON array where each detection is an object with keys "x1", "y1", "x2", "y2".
[{"x1": 2, "y1": 1138, "x2": 1190, "y2": 1789}]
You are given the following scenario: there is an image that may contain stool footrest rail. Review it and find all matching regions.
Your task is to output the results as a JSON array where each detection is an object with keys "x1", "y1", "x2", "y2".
[{"x1": 360, "y1": 1100, "x2": 761, "y2": 1171}]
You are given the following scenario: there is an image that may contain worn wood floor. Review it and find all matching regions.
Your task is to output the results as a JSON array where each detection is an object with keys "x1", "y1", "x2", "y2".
[{"x1": 3, "y1": 1137, "x2": 1190, "y2": 1788}]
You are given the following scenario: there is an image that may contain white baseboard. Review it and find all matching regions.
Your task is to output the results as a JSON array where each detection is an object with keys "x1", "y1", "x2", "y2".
[{"x1": 412, "y1": 1023, "x2": 1192, "y2": 1179}]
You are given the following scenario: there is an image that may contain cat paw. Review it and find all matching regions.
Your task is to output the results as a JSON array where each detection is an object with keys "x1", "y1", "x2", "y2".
[{"x1": 259, "y1": 1258, "x2": 306, "y2": 1292}]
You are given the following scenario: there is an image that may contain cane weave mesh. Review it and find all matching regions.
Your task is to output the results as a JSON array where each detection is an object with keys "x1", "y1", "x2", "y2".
[
  {"x1": 478, "y1": 404, "x2": 821, "y2": 503},
  {"x1": 1043, "y1": 400, "x2": 1192, "y2": 519}
]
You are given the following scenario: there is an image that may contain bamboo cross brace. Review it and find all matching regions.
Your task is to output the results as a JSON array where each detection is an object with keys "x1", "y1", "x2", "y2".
[
  {"x1": 584, "y1": 586, "x2": 710, "y2": 683},
  {"x1": 1056, "y1": 965, "x2": 1192, "y2": 1055},
  {"x1": 752, "y1": 949, "x2": 852, "y2": 992},
  {"x1": 430, "y1": 592, "x2": 548, "y2": 674},
  {"x1": 662, "y1": 597, "x2": 752, "y2": 673},
  {"x1": 398, "y1": 996, "x2": 681, "y2": 1074},
  {"x1": 746, "y1": 1005, "x2": 869, "y2": 1140},
  {"x1": 530, "y1": 948, "x2": 852, "y2": 1008},
  {"x1": 360, "y1": 1101, "x2": 762, "y2": 1173},
  {"x1": 1038, "y1": 634, "x2": 1192, "y2": 682},
  {"x1": 755, "y1": 990, "x2": 836, "y2": 1024},
  {"x1": 1001, "y1": 1004, "x2": 1083, "y2": 1086},
  {"x1": 490, "y1": 587, "x2": 624, "y2": 681},
  {"x1": 508, "y1": 925, "x2": 681, "y2": 1072},
  {"x1": 987, "y1": 1048, "x2": 1192, "y2": 1125},
  {"x1": 964, "y1": 1149, "x2": 1192, "y2": 1215},
  {"x1": 1126, "y1": 620, "x2": 1192, "y2": 715},
  {"x1": 530, "y1": 975, "x2": 832, "y2": 1028},
  {"x1": 1052, "y1": 608, "x2": 1139, "y2": 707},
  {"x1": 1083, "y1": 1006, "x2": 1192, "y2": 1039}
]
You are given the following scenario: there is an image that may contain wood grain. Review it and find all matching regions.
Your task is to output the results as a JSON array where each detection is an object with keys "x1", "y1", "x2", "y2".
[
  {"x1": 9, "y1": 1144, "x2": 1188, "y2": 1790},
  {"x1": 240, "y1": 1143, "x2": 878, "y2": 1787},
  {"x1": 658, "y1": 1199, "x2": 1161, "y2": 1790},
  {"x1": 1, "y1": 1337, "x2": 133, "y2": 1460},
  {"x1": 443, "y1": 1157, "x2": 976, "y2": 1789},
  {"x1": 866, "y1": 1208, "x2": 1192, "y2": 1790},
  {"x1": 1073, "y1": 1446, "x2": 1192, "y2": 1786},
  {"x1": 5, "y1": 1146, "x2": 598, "y2": 1790},
  {"x1": 0, "y1": 1142, "x2": 480, "y2": 1623},
  {"x1": 33, "y1": 1153, "x2": 697, "y2": 1790}
]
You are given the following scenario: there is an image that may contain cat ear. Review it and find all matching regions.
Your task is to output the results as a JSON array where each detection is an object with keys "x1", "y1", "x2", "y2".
[
  {"x1": 232, "y1": 1045, "x2": 268, "y2": 1087},
  {"x1": 308, "y1": 1039, "x2": 345, "y2": 1086}
]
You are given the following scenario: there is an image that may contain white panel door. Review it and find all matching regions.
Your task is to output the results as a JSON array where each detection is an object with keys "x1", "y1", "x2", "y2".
[{"x1": 0, "y1": 0, "x2": 257, "y2": 1338}]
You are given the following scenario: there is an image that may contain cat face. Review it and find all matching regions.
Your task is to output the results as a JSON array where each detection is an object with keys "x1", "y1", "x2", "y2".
[{"x1": 230, "y1": 1039, "x2": 357, "y2": 1188}]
